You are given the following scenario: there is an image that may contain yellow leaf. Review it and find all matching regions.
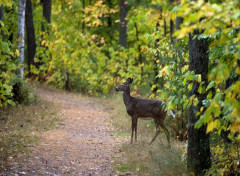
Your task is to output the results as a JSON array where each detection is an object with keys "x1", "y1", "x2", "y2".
[
  {"x1": 198, "y1": 75, "x2": 201, "y2": 82},
  {"x1": 213, "y1": 119, "x2": 220, "y2": 129},
  {"x1": 207, "y1": 120, "x2": 214, "y2": 133},
  {"x1": 41, "y1": 40, "x2": 46, "y2": 46},
  {"x1": 15, "y1": 49, "x2": 20, "y2": 57},
  {"x1": 230, "y1": 118, "x2": 240, "y2": 133}
]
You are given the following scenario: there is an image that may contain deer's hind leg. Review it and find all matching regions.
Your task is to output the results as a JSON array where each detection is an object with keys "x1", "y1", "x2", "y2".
[
  {"x1": 159, "y1": 120, "x2": 170, "y2": 146},
  {"x1": 149, "y1": 123, "x2": 161, "y2": 145}
]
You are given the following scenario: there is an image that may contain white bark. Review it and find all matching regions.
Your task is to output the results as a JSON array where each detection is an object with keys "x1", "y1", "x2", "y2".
[{"x1": 18, "y1": 0, "x2": 26, "y2": 78}]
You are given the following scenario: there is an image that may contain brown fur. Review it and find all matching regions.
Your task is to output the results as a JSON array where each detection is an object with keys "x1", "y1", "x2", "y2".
[{"x1": 116, "y1": 78, "x2": 170, "y2": 145}]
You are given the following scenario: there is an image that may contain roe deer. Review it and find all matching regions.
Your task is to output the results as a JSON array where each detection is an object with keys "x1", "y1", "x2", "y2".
[{"x1": 115, "y1": 78, "x2": 176, "y2": 145}]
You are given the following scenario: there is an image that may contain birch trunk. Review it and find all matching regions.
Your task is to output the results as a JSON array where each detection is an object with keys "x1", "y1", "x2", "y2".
[{"x1": 18, "y1": 0, "x2": 26, "y2": 78}]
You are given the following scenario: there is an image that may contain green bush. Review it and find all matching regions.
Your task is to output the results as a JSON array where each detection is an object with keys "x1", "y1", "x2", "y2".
[{"x1": 10, "y1": 77, "x2": 38, "y2": 105}]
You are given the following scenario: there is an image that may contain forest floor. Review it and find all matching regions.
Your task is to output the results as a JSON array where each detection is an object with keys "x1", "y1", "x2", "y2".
[
  {"x1": 1, "y1": 87, "x2": 187, "y2": 176},
  {"x1": 1, "y1": 87, "x2": 128, "y2": 175}
]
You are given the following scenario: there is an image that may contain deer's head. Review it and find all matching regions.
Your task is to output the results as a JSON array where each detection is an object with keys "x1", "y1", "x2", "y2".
[{"x1": 115, "y1": 78, "x2": 133, "y2": 91}]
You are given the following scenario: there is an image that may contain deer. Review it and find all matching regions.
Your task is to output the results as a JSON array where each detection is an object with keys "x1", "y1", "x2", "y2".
[{"x1": 115, "y1": 78, "x2": 176, "y2": 146}]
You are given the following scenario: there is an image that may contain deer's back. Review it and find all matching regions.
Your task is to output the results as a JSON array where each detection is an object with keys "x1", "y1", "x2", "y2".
[{"x1": 131, "y1": 97, "x2": 166, "y2": 119}]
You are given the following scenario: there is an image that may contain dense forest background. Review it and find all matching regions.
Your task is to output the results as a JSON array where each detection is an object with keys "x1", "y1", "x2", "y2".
[{"x1": 0, "y1": 0, "x2": 239, "y2": 175}]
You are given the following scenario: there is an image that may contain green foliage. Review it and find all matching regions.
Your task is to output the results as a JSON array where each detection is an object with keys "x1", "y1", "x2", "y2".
[
  {"x1": 207, "y1": 134, "x2": 240, "y2": 175},
  {"x1": 34, "y1": 0, "x2": 158, "y2": 95},
  {"x1": 0, "y1": 1, "x2": 18, "y2": 107},
  {"x1": 9, "y1": 76, "x2": 38, "y2": 105},
  {"x1": 1, "y1": 0, "x2": 240, "y2": 174},
  {"x1": 173, "y1": 0, "x2": 240, "y2": 141}
]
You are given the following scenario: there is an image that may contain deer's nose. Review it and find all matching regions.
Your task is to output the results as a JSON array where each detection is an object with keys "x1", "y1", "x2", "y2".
[{"x1": 115, "y1": 87, "x2": 119, "y2": 91}]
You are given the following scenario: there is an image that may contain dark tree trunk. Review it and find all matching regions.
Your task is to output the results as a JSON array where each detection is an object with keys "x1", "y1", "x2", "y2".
[
  {"x1": 175, "y1": 16, "x2": 183, "y2": 30},
  {"x1": 106, "y1": 0, "x2": 112, "y2": 28},
  {"x1": 163, "y1": 19, "x2": 167, "y2": 37},
  {"x1": 170, "y1": 19, "x2": 174, "y2": 44},
  {"x1": 40, "y1": 0, "x2": 51, "y2": 33},
  {"x1": 38, "y1": 0, "x2": 51, "y2": 69},
  {"x1": 65, "y1": 69, "x2": 70, "y2": 91},
  {"x1": 119, "y1": 0, "x2": 127, "y2": 48},
  {"x1": 0, "y1": 5, "x2": 4, "y2": 41},
  {"x1": 175, "y1": 16, "x2": 184, "y2": 67},
  {"x1": 25, "y1": 0, "x2": 36, "y2": 74},
  {"x1": 187, "y1": 29, "x2": 211, "y2": 175},
  {"x1": 42, "y1": 0, "x2": 51, "y2": 24}
]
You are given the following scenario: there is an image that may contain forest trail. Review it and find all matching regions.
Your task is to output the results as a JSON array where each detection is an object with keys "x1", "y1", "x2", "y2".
[{"x1": 7, "y1": 88, "x2": 125, "y2": 175}]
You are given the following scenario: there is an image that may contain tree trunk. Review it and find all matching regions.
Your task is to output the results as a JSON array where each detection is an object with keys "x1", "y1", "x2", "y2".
[
  {"x1": 175, "y1": 16, "x2": 184, "y2": 71},
  {"x1": 25, "y1": 0, "x2": 36, "y2": 74},
  {"x1": 18, "y1": 0, "x2": 26, "y2": 78},
  {"x1": 119, "y1": 0, "x2": 127, "y2": 48},
  {"x1": 65, "y1": 69, "x2": 70, "y2": 91},
  {"x1": 175, "y1": 16, "x2": 183, "y2": 30},
  {"x1": 187, "y1": 29, "x2": 211, "y2": 175},
  {"x1": 42, "y1": 0, "x2": 51, "y2": 24},
  {"x1": 41, "y1": 0, "x2": 51, "y2": 33},
  {"x1": 107, "y1": 0, "x2": 112, "y2": 27},
  {"x1": 0, "y1": 5, "x2": 4, "y2": 41},
  {"x1": 163, "y1": 19, "x2": 167, "y2": 37},
  {"x1": 170, "y1": 19, "x2": 174, "y2": 44},
  {"x1": 39, "y1": 0, "x2": 51, "y2": 68}
]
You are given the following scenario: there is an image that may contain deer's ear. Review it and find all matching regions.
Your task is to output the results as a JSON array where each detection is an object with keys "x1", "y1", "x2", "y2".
[
  {"x1": 127, "y1": 77, "x2": 133, "y2": 84},
  {"x1": 130, "y1": 78, "x2": 133, "y2": 83},
  {"x1": 127, "y1": 77, "x2": 132, "y2": 84}
]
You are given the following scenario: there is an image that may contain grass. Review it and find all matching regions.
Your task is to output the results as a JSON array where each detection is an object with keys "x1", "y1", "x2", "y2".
[
  {"x1": 0, "y1": 95, "x2": 61, "y2": 171},
  {"x1": 100, "y1": 93, "x2": 188, "y2": 176}
]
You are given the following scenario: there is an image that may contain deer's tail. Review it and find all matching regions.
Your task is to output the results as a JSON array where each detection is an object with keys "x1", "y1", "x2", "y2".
[{"x1": 169, "y1": 110, "x2": 176, "y2": 118}]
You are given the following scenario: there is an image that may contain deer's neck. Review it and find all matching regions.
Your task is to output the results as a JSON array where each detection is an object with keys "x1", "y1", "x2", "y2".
[{"x1": 123, "y1": 87, "x2": 132, "y2": 106}]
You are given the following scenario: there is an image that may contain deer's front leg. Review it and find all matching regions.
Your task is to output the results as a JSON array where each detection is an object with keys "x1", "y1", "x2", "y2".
[
  {"x1": 131, "y1": 116, "x2": 138, "y2": 143},
  {"x1": 131, "y1": 116, "x2": 134, "y2": 144},
  {"x1": 135, "y1": 117, "x2": 138, "y2": 142}
]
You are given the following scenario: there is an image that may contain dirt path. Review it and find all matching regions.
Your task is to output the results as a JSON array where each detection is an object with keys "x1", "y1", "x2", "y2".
[{"x1": 7, "y1": 88, "x2": 125, "y2": 175}]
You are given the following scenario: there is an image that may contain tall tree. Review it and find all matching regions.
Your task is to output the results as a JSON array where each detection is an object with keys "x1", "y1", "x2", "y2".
[
  {"x1": 170, "y1": 19, "x2": 174, "y2": 44},
  {"x1": 38, "y1": 0, "x2": 51, "y2": 68},
  {"x1": 119, "y1": 0, "x2": 127, "y2": 48},
  {"x1": 175, "y1": 16, "x2": 184, "y2": 70},
  {"x1": 187, "y1": 29, "x2": 211, "y2": 175},
  {"x1": 25, "y1": 0, "x2": 36, "y2": 74},
  {"x1": 106, "y1": 0, "x2": 112, "y2": 28},
  {"x1": 18, "y1": 0, "x2": 26, "y2": 78},
  {"x1": 42, "y1": 0, "x2": 51, "y2": 25}
]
